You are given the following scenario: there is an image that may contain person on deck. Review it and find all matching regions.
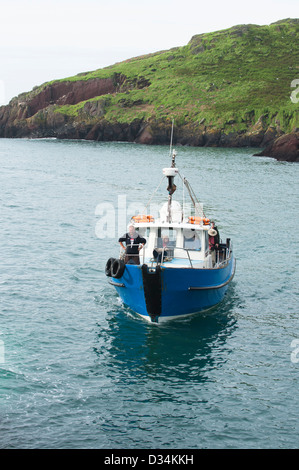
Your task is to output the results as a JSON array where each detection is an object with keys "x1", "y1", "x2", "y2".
[
  {"x1": 209, "y1": 222, "x2": 220, "y2": 248},
  {"x1": 208, "y1": 228, "x2": 217, "y2": 264},
  {"x1": 208, "y1": 222, "x2": 220, "y2": 264},
  {"x1": 153, "y1": 235, "x2": 169, "y2": 263},
  {"x1": 119, "y1": 225, "x2": 146, "y2": 265}
]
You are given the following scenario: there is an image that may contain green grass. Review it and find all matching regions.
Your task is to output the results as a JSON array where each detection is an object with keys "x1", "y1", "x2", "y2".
[{"x1": 41, "y1": 19, "x2": 299, "y2": 133}]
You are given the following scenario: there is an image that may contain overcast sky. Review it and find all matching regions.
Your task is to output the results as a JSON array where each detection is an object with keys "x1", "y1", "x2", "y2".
[{"x1": 0, "y1": 0, "x2": 298, "y2": 104}]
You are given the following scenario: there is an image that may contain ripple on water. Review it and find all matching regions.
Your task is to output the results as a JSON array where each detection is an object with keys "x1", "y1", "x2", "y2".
[{"x1": 0, "y1": 140, "x2": 298, "y2": 448}]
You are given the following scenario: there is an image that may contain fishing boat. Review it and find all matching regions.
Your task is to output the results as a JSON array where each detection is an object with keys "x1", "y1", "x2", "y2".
[{"x1": 105, "y1": 144, "x2": 236, "y2": 323}]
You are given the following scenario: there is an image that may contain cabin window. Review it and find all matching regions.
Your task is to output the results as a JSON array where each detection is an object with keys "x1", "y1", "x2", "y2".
[
  {"x1": 155, "y1": 228, "x2": 177, "y2": 249},
  {"x1": 183, "y1": 229, "x2": 201, "y2": 251},
  {"x1": 153, "y1": 228, "x2": 177, "y2": 260},
  {"x1": 136, "y1": 227, "x2": 150, "y2": 239}
]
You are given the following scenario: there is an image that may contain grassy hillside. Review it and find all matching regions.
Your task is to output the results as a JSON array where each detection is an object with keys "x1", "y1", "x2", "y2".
[
  {"x1": 1, "y1": 18, "x2": 298, "y2": 144},
  {"x1": 49, "y1": 18, "x2": 298, "y2": 133}
]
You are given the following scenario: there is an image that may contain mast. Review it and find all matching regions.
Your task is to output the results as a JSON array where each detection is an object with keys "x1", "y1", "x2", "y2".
[
  {"x1": 162, "y1": 120, "x2": 178, "y2": 222},
  {"x1": 165, "y1": 119, "x2": 175, "y2": 222},
  {"x1": 169, "y1": 119, "x2": 174, "y2": 159},
  {"x1": 165, "y1": 150, "x2": 177, "y2": 222}
]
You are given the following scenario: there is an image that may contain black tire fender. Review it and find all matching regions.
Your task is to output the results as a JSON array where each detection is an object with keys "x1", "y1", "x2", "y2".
[
  {"x1": 105, "y1": 257, "x2": 116, "y2": 277},
  {"x1": 111, "y1": 259, "x2": 125, "y2": 279}
]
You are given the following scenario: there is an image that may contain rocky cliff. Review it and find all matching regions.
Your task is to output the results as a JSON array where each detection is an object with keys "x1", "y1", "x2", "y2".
[
  {"x1": 1, "y1": 18, "x2": 298, "y2": 159},
  {"x1": 254, "y1": 132, "x2": 299, "y2": 162}
]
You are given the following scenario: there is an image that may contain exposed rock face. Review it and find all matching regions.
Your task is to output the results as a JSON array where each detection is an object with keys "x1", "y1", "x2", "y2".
[
  {"x1": 135, "y1": 119, "x2": 284, "y2": 148},
  {"x1": 25, "y1": 77, "x2": 122, "y2": 116},
  {"x1": 0, "y1": 89, "x2": 292, "y2": 149},
  {"x1": 254, "y1": 132, "x2": 299, "y2": 162},
  {"x1": 0, "y1": 73, "x2": 155, "y2": 139},
  {"x1": 0, "y1": 75, "x2": 125, "y2": 137}
]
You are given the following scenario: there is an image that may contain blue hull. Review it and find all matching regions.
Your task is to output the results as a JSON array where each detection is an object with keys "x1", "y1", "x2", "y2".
[{"x1": 109, "y1": 256, "x2": 236, "y2": 322}]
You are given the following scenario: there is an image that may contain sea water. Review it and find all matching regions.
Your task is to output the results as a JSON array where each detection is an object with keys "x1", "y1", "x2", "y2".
[{"x1": 0, "y1": 138, "x2": 298, "y2": 449}]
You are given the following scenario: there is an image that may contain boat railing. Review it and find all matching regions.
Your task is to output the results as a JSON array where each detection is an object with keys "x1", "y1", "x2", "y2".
[
  {"x1": 118, "y1": 243, "x2": 232, "y2": 269},
  {"x1": 158, "y1": 247, "x2": 194, "y2": 267},
  {"x1": 119, "y1": 244, "x2": 146, "y2": 265},
  {"x1": 216, "y1": 243, "x2": 233, "y2": 267},
  {"x1": 157, "y1": 246, "x2": 232, "y2": 269}
]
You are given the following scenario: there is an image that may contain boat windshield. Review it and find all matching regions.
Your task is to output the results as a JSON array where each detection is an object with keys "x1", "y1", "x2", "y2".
[
  {"x1": 156, "y1": 227, "x2": 177, "y2": 250},
  {"x1": 183, "y1": 229, "x2": 201, "y2": 251},
  {"x1": 136, "y1": 227, "x2": 150, "y2": 239}
]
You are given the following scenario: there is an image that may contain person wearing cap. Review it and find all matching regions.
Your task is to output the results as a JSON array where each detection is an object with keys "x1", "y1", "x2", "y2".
[
  {"x1": 208, "y1": 222, "x2": 220, "y2": 264},
  {"x1": 119, "y1": 224, "x2": 146, "y2": 265},
  {"x1": 209, "y1": 221, "x2": 220, "y2": 247}
]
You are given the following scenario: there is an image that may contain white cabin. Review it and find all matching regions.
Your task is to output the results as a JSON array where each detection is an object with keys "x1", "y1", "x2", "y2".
[
  {"x1": 131, "y1": 199, "x2": 215, "y2": 269},
  {"x1": 136, "y1": 222, "x2": 212, "y2": 269}
]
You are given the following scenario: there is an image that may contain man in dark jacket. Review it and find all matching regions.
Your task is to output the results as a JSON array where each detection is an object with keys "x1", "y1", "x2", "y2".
[
  {"x1": 208, "y1": 221, "x2": 220, "y2": 264},
  {"x1": 119, "y1": 225, "x2": 146, "y2": 265},
  {"x1": 211, "y1": 221, "x2": 220, "y2": 246}
]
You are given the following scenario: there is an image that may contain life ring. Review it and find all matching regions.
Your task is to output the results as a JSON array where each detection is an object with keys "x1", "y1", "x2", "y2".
[
  {"x1": 111, "y1": 259, "x2": 125, "y2": 279},
  {"x1": 105, "y1": 257, "x2": 116, "y2": 277},
  {"x1": 132, "y1": 214, "x2": 154, "y2": 223},
  {"x1": 188, "y1": 216, "x2": 210, "y2": 225}
]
